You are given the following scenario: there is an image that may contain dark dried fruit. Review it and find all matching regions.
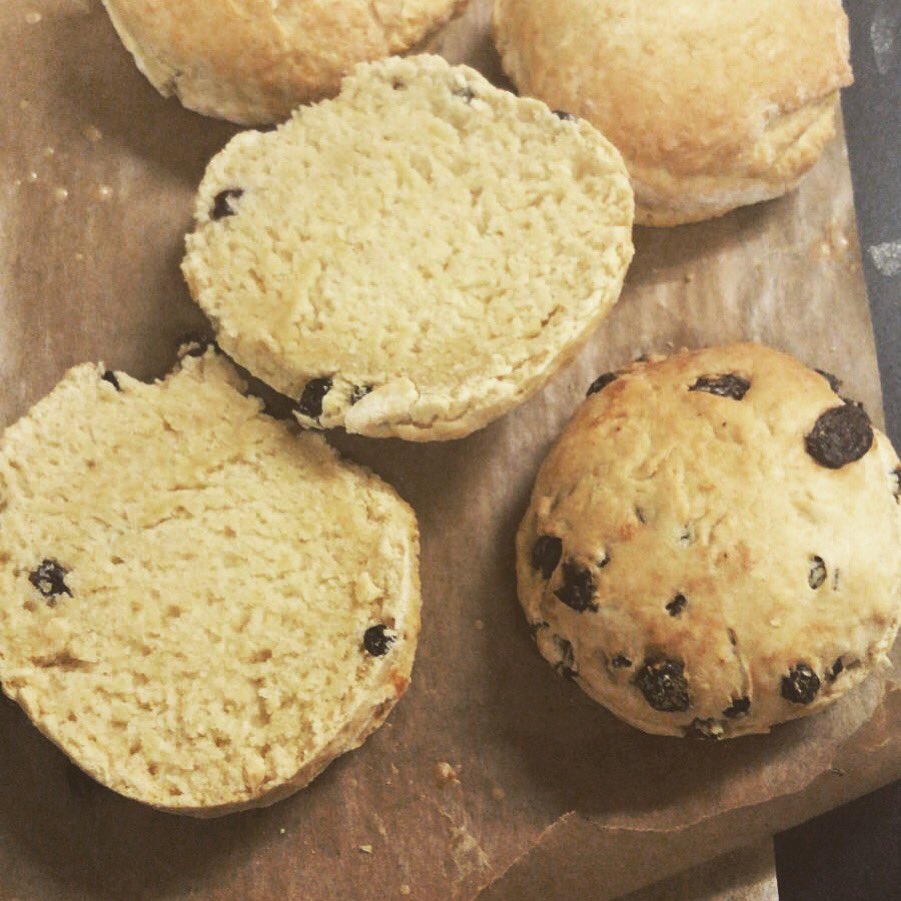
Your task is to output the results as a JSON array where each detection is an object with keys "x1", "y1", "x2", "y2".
[
  {"x1": 553, "y1": 110, "x2": 575, "y2": 121},
  {"x1": 892, "y1": 467, "x2": 901, "y2": 503},
  {"x1": 723, "y1": 696, "x2": 751, "y2": 719},
  {"x1": 297, "y1": 377, "x2": 332, "y2": 419},
  {"x1": 689, "y1": 373, "x2": 750, "y2": 401},
  {"x1": 554, "y1": 563, "x2": 597, "y2": 612},
  {"x1": 363, "y1": 624, "x2": 395, "y2": 657},
  {"x1": 807, "y1": 556, "x2": 826, "y2": 590},
  {"x1": 781, "y1": 663, "x2": 820, "y2": 704},
  {"x1": 815, "y1": 369, "x2": 842, "y2": 394},
  {"x1": 665, "y1": 593, "x2": 687, "y2": 617},
  {"x1": 28, "y1": 559, "x2": 72, "y2": 604},
  {"x1": 392, "y1": 80, "x2": 406, "y2": 90},
  {"x1": 531, "y1": 535, "x2": 563, "y2": 580},
  {"x1": 611, "y1": 655, "x2": 632, "y2": 668},
  {"x1": 350, "y1": 385, "x2": 372, "y2": 405},
  {"x1": 826, "y1": 658, "x2": 844, "y2": 682},
  {"x1": 210, "y1": 188, "x2": 244, "y2": 221},
  {"x1": 684, "y1": 718, "x2": 722, "y2": 740},
  {"x1": 634, "y1": 657, "x2": 690, "y2": 712},
  {"x1": 101, "y1": 370, "x2": 120, "y2": 390},
  {"x1": 804, "y1": 404, "x2": 873, "y2": 469},
  {"x1": 453, "y1": 85, "x2": 475, "y2": 103},
  {"x1": 586, "y1": 371, "x2": 618, "y2": 396},
  {"x1": 552, "y1": 635, "x2": 577, "y2": 681}
]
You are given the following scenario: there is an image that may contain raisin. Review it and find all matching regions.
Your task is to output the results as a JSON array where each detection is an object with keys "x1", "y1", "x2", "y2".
[
  {"x1": 634, "y1": 657, "x2": 689, "y2": 712},
  {"x1": 665, "y1": 593, "x2": 686, "y2": 616},
  {"x1": 892, "y1": 467, "x2": 901, "y2": 503},
  {"x1": 453, "y1": 86, "x2": 475, "y2": 103},
  {"x1": 552, "y1": 635, "x2": 577, "y2": 680},
  {"x1": 611, "y1": 655, "x2": 632, "y2": 668},
  {"x1": 350, "y1": 385, "x2": 372, "y2": 405},
  {"x1": 392, "y1": 80, "x2": 406, "y2": 90},
  {"x1": 815, "y1": 369, "x2": 842, "y2": 394},
  {"x1": 554, "y1": 563, "x2": 597, "y2": 612},
  {"x1": 825, "y1": 658, "x2": 844, "y2": 682},
  {"x1": 808, "y1": 556, "x2": 826, "y2": 589},
  {"x1": 101, "y1": 370, "x2": 120, "y2": 390},
  {"x1": 689, "y1": 374, "x2": 750, "y2": 400},
  {"x1": 297, "y1": 377, "x2": 332, "y2": 419},
  {"x1": 683, "y1": 718, "x2": 722, "y2": 740},
  {"x1": 781, "y1": 664, "x2": 820, "y2": 704},
  {"x1": 210, "y1": 188, "x2": 244, "y2": 221},
  {"x1": 553, "y1": 110, "x2": 576, "y2": 121},
  {"x1": 586, "y1": 371, "x2": 618, "y2": 396},
  {"x1": 723, "y1": 696, "x2": 751, "y2": 718},
  {"x1": 531, "y1": 535, "x2": 562, "y2": 580},
  {"x1": 804, "y1": 404, "x2": 873, "y2": 469},
  {"x1": 28, "y1": 559, "x2": 72, "y2": 604},
  {"x1": 363, "y1": 624, "x2": 395, "y2": 657}
]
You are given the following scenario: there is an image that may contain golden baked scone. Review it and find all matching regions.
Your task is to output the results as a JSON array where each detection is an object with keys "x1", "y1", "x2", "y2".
[
  {"x1": 0, "y1": 351, "x2": 420, "y2": 815},
  {"x1": 517, "y1": 344, "x2": 900, "y2": 739},
  {"x1": 182, "y1": 55, "x2": 634, "y2": 441},
  {"x1": 493, "y1": 0, "x2": 853, "y2": 226},
  {"x1": 101, "y1": 0, "x2": 468, "y2": 124}
]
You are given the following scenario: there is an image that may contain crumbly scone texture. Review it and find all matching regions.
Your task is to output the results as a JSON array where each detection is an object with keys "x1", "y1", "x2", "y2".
[
  {"x1": 0, "y1": 352, "x2": 421, "y2": 815},
  {"x1": 517, "y1": 343, "x2": 901, "y2": 739},
  {"x1": 493, "y1": 0, "x2": 853, "y2": 225},
  {"x1": 182, "y1": 54, "x2": 634, "y2": 441},
  {"x1": 101, "y1": 0, "x2": 468, "y2": 124}
]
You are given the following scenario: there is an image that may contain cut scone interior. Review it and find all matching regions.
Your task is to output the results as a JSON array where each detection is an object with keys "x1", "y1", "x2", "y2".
[
  {"x1": 182, "y1": 54, "x2": 634, "y2": 441},
  {"x1": 0, "y1": 352, "x2": 420, "y2": 815}
]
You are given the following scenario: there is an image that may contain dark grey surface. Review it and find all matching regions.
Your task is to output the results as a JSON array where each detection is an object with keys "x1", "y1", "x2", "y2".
[
  {"x1": 841, "y1": 0, "x2": 901, "y2": 444},
  {"x1": 775, "y1": 4, "x2": 899, "y2": 898}
]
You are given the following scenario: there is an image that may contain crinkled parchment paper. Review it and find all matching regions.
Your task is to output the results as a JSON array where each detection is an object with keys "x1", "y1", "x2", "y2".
[{"x1": 0, "y1": 2, "x2": 896, "y2": 899}]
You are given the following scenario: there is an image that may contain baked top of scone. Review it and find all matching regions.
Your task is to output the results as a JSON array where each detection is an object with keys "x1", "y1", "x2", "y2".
[
  {"x1": 493, "y1": 0, "x2": 853, "y2": 224},
  {"x1": 101, "y1": 0, "x2": 468, "y2": 124},
  {"x1": 182, "y1": 54, "x2": 634, "y2": 441},
  {"x1": 0, "y1": 352, "x2": 420, "y2": 814},
  {"x1": 517, "y1": 343, "x2": 900, "y2": 739}
]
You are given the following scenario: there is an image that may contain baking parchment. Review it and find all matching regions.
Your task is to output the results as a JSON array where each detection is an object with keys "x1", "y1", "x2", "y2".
[{"x1": 0, "y1": 2, "x2": 897, "y2": 899}]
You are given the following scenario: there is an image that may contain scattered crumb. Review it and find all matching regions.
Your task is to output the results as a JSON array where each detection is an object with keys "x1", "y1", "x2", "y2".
[
  {"x1": 279, "y1": 827, "x2": 286, "y2": 835},
  {"x1": 490, "y1": 785, "x2": 505, "y2": 802},
  {"x1": 869, "y1": 241, "x2": 901, "y2": 278},
  {"x1": 769, "y1": 618, "x2": 781, "y2": 628},
  {"x1": 359, "y1": 844, "x2": 373, "y2": 854},
  {"x1": 19, "y1": 99, "x2": 30, "y2": 110},
  {"x1": 98, "y1": 184, "x2": 114, "y2": 201},
  {"x1": 26, "y1": 171, "x2": 38, "y2": 183},
  {"x1": 683, "y1": 270, "x2": 694, "y2": 283},
  {"x1": 43, "y1": 146, "x2": 55, "y2": 159},
  {"x1": 54, "y1": 187, "x2": 69, "y2": 203},
  {"x1": 830, "y1": 767, "x2": 846, "y2": 777},
  {"x1": 474, "y1": 618, "x2": 484, "y2": 631},
  {"x1": 390, "y1": 763, "x2": 399, "y2": 776},
  {"x1": 74, "y1": 252, "x2": 84, "y2": 262},
  {"x1": 82, "y1": 124, "x2": 103, "y2": 143},
  {"x1": 25, "y1": 11, "x2": 43, "y2": 25},
  {"x1": 435, "y1": 761, "x2": 459, "y2": 786},
  {"x1": 399, "y1": 885, "x2": 411, "y2": 896}
]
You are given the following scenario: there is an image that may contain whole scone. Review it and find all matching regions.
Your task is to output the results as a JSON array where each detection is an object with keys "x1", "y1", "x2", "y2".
[
  {"x1": 182, "y1": 55, "x2": 634, "y2": 441},
  {"x1": 0, "y1": 351, "x2": 420, "y2": 815},
  {"x1": 493, "y1": 0, "x2": 853, "y2": 226},
  {"x1": 516, "y1": 344, "x2": 901, "y2": 739},
  {"x1": 101, "y1": 0, "x2": 468, "y2": 124}
]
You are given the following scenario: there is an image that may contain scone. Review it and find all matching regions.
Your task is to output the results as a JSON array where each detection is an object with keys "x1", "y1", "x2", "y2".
[
  {"x1": 493, "y1": 0, "x2": 853, "y2": 226},
  {"x1": 0, "y1": 351, "x2": 420, "y2": 815},
  {"x1": 516, "y1": 344, "x2": 901, "y2": 739},
  {"x1": 182, "y1": 55, "x2": 634, "y2": 441},
  {"x1": 101, "y1": 0, "x2": 468, "y2": 124}
]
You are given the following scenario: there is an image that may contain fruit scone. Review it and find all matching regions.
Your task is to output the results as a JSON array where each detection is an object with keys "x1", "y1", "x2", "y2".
[
  {"x1": 182, "y1": 54, "x2": 634, "y2": 441},
  {"x1": 101, "y1": 0, "x2": 469, "y2": 124},
  {"x1": 0, "y1": 350, "x2": 420, "y2": 815},
  {"x1": 517, "y1": 343, "x2": 900, "y2": 739},
  {"x1": 494, "y1": 0, "x2": 853, "y2": 225}
]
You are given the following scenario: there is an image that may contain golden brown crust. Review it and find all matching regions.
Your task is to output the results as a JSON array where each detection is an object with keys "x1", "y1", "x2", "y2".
[
  {"x1": 102, "y1": 0, "x2": 469, "y2": 124},
  {"x1": 494, "y1": 0, "x2": 853, "y2": 225},
  {"x1": 517, "y1": 344, "x2": 900, "y2": 738}
]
